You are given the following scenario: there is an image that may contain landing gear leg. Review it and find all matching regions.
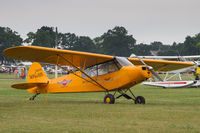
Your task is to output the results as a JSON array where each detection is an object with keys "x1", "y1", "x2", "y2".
[
  {"x1": 115, "y1": 88, "x2": 145, "y2": 104},
  {"x1": 29, "y1": 93, "x2": 40, "y2": 100},
  {"x1": 129, "y1": 89, "x2": 145, "y2": 104}
]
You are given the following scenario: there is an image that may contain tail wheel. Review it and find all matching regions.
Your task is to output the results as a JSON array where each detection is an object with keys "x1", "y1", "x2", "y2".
[
  {"x1": 135, "y1": 96, "x2": 145, "y2": 104},
  {"x1": 104, "y1": 94, "x2": 115, "y2": 104}
]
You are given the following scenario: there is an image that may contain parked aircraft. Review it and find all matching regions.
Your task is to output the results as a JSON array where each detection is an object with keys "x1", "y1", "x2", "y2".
[
  {"x1": 130, "y1": 54, "x2": 200, "y2": 61},
  {"x1": 3, "y1": 46, "x2": 195, "y2": 104},
  {"x1": 131, "y1": 54, "x2": 200, "y2": 88}
]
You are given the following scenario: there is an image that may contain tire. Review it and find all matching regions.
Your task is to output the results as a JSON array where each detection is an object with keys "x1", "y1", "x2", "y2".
[
  {"x1": 134, "y1": 96, "x2": 145, "y2": 104},
  {"x1": 104, "y1": 94, "x2": 115, "y2": 104}
]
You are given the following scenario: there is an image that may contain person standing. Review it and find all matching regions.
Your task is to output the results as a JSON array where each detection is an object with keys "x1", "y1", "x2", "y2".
[{"x1": 14, "y1": 69, "x2": 18, "y2": 78}]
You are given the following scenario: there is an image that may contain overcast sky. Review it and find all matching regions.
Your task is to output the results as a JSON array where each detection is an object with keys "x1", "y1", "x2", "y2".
[{"x1": 1, "y1": 0, "x2": 200, "y2": 44}]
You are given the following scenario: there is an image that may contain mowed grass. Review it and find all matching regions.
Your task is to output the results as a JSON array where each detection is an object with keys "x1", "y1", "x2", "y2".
[
  {"x1": 0, "y1": 73, "x2": 16, "y2": 79},
  {"x1": 0, "y1": 79, "x2": 200, "y2": 133}
]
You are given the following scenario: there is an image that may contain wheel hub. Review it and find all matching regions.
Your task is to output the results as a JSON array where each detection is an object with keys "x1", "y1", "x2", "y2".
[{"x1": 106, "y1": 97, "x2": 110, "y2": 103}]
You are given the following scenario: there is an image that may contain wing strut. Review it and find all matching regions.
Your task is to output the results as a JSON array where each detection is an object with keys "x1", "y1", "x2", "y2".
[
  {"x1": 58, "y1": 65, "x2": 106, "y2": 90},
  {"x1": 58, "y1": 54, "x2": 109, "y2": 92}
]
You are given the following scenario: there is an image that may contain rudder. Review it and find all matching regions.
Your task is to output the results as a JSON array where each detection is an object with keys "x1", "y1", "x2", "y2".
[{"x1": 27, "y1": 62, "x2": 49, "y2": 83}]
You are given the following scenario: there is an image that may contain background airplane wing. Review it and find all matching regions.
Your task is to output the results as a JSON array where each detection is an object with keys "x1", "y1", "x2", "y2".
[
  {"x1": 130, "y1": 55, "x2": 200, "y2": 60},
  {"x1": 4, "y1": 46, "x2": 114, "y2": 68},
  {"x1": 128, "y1": 58, "x2": 195, "y2": 71}
]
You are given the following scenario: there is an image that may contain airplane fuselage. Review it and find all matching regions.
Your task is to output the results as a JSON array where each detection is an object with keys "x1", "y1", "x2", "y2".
[{"x1": 27, "y1": 65, "x2": 152, "y2": 94}]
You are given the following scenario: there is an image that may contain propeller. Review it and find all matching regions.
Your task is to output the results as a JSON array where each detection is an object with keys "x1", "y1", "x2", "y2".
[{"x1": 136, "y1": 55, "x2": 163, "y2": 81}]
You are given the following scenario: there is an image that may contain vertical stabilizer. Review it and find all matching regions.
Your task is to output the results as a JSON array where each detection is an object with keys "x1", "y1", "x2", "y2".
[{"x1": 27, "y1": 62, "x2": 49, "y2": 83}]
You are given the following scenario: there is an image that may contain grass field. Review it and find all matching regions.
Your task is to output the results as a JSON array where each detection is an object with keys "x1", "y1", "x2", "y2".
[
  {"x1": 0, "y1": 75, "x2": 200, "y2": 133},
  {"x1": 0, "y1": 73, "x2": 16, "y2": 79}
]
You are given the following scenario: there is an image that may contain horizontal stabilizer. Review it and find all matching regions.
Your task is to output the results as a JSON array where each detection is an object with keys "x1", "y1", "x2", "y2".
[{"x1": 11, "y1": 82, "x2": 48, "y2": 90}]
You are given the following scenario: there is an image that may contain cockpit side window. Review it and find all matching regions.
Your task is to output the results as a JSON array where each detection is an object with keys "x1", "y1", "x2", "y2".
[
  {"x1": 97, "y1": 63, "x2": 107, "y2": 76},
  {"x1": 108, "y1": 61, "x2": 119, "y2": 73},
  {"x1": 82, "y1": 60, "x2": 120, "y2": 78},
  {"x1": 84, "y1": 65, "x2": 97, "y2": 77}
]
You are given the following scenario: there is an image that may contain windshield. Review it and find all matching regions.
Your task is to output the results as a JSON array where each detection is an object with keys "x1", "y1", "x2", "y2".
[{"x1": 115, "y1": 57, "x2": 133, "y2": 66}]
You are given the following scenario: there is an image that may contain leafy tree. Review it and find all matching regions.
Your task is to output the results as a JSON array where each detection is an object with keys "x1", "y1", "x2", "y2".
[
  {"x1": 155, "y1": 42, "x2": 177, "y2": 56},
  {"x1": 182, "y1": 36, "x2": 197, "y2": 55},
  {"x1": 24, "y1": 26, "x2": 58, "y2": 48},
  {"x1": 158, "y1": 50, "x2": 178, "y2": 56},
  {"x1": 151, "y1": 41, "x2": 163, "y2": 51},
  {"x1": 93, "y1": 37, "x2": 103, "y2": 53},
  {"x1": 95, "y1": 26, "x2": 136, "y2": 56},
  {"x1": 0, "y1": 27, "x2": 22, "y2": 64},
  {"x1": 174, "y1": 34, "x2": 200, "y2": 55},
  {"x1": 156, "y1": 33, "x2": 200, "y2": 56},
  {"x1": 26, "y1": 27, "x2": 97, "y2": 53},
  {"x1": 24, "y1": 32, "x2": 35, "y2": 44},
  {"x1": 60, "y1": 33, "x2": 78, "y2": 49},
  {"x1": 3, "y1": 25, "x2": 200, "y2": 61},
  {"x1": 196, "y1": 42, "x2": 200, "y2": 48},
  {"x1": 72, "y1": 36, "x2": 96, "y2": 52},
  {"x1": 60, "y1": 33, "x2": 96, "y2": 53},
  {"x1": 132, "y1": 43, "x2": 151, "y2": 56}
]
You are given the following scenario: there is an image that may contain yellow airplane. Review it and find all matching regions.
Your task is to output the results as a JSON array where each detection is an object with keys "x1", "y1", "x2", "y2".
[{"x1": 3, "y1": 46, "x2": 195, "y2": 104}]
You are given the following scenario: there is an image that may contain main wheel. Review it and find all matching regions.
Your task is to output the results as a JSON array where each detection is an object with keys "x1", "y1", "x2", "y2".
[
  {"x1": 134, "y1": 96, "x2": 145, "y2": 104},
  {"x1": 104, "y1": 94, "x2": 115, "y2": 104}
]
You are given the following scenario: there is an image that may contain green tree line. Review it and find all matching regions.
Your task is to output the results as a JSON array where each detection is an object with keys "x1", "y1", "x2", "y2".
[{"x1": 1, "y1": 26, "x2": 200, "y2": 64}]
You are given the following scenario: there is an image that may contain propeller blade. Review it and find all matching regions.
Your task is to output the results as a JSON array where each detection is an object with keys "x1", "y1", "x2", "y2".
[
  {"x1": 135, "y1": 55, "x2": 163, "y2": 81},
  {"x1": 137, "y1": 56, "x2": 148, "y2": 67},
  {"x1": 149, "y1": 69, "x2": 163, "y2": 81}
]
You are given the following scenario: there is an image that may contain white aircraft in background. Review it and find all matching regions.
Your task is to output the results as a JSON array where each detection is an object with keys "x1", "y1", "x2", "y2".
[
  {"x1": 130, "y1": 54, "x2": 200, "y2": 61},
  {"x1": 130, "y1": 54, "x2": 200, "y2": 88}
]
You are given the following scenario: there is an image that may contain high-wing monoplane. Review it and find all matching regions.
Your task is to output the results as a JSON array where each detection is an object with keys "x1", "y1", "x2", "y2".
[{"x1": 4, "y1": 46, "x2": 195, "y2": 104}]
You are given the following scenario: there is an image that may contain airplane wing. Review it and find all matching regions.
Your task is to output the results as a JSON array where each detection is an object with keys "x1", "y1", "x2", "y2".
[
  {"x1": 130, "y1": 55, "x2": 200, "y2": 60},
  {"x1": 4, "y1": 46, "x2": 113, "y2": 68},
  {"x1": 128, "y1": 58, "x2": 195, "y2": 71},
  {"x1": 4, "y1": 46, "x2": 195, "y2": 71}
]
